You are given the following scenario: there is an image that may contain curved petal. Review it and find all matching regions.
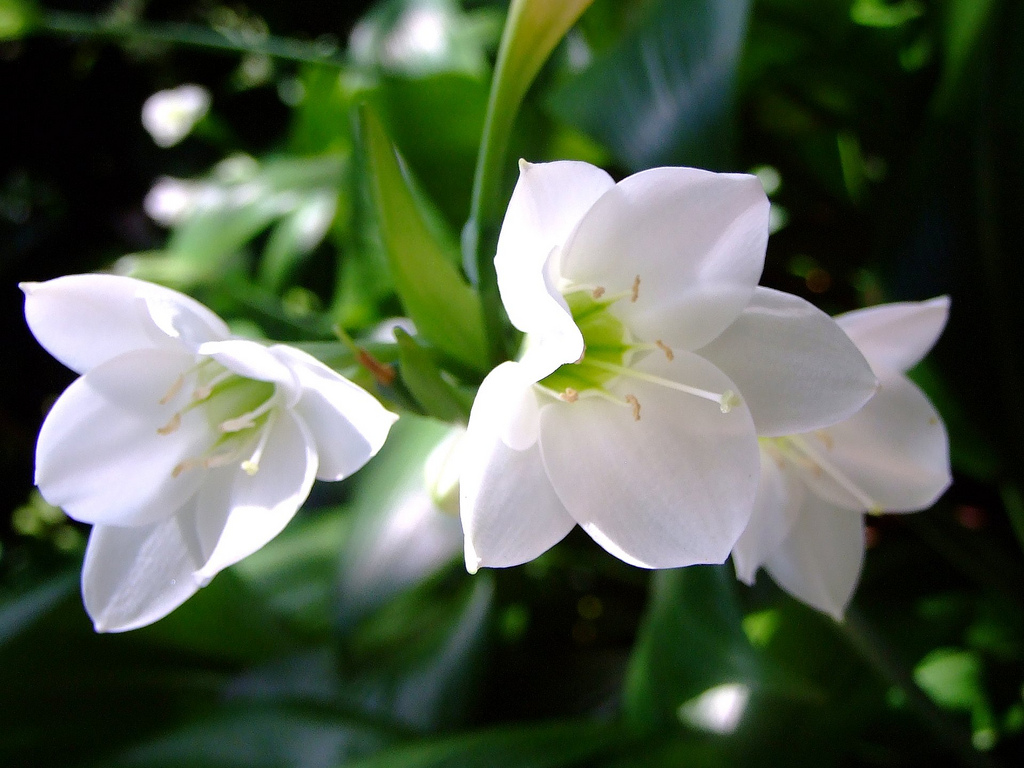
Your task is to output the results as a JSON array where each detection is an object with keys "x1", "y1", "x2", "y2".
[
  {"x1": 35, "y1": 348, "x2": 208, "y2": 527},
  {"x1": 81, "y1": 502, "x2": 205, "y2": 632},
  {"x1": 732, "y1": 453, "x2": 804, "y2": 585},
  {"x1": 495, "y1": 160, "x2": 613, "y2": 348},
  {"x1": 698, "y1": 288, "x2": 877, "y2": 437},
  {"x1": 539, "y1": 351, "x2": 759, "y2": 568},
  {"x1": 468, "y1": 361, "x2": 543, "y2": 452},
  {"x1": 21, "y1": 273, "x2": 228, "y2": 374},
  {"x1": 794, "y1": 372, "x2": 951, "y2": 513},
  {"x1": 765, "y1": 501, "x2": 865, "y2": 621},
  {"x1": 268, "y1": 345, "x2": 397, "y2": 481},
  {"x1": 197, "y1": 339, "x2": 301, "y2": 405},
  {"x1": 193, "y1": 409, "x2": 318, "y2": 582},
  {"x1": 837, "y1": 296, "x2": 950, "y2": 374},
  {"x1": 560, "y1": 167, "x2": 769, "y2": 351},
  {"x1": 459, "y1": 436, "x2": 575, "y2": 574}
]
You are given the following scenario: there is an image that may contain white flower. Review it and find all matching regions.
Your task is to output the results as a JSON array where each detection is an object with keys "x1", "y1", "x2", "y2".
[
  {"x1": 142, "y1": 84, "x2": 211, "y2": 148},
  {"x1": 460, "y1": 160, "x2": 878, "y2": 571},
  {"x1": 733, "y1": 297, "x2": 952, "y2": 619},
  {"x1": 22, "y1": 274, "x2": 397, "y2": 632}
]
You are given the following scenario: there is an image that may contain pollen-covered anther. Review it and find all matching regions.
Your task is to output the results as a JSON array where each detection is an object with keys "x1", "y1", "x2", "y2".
[
  {"x1": 159, "y1": 374, "x2": 185, "y2": 405},
  {"x1": 591, "y1": 286, "x2": 605, "y2": 299},
  {"x1": 560, "y1": 387, "x2": 579, "y2": 403},
  {"x1": 655, "y1": 340, "x2": 674, "y2": 361},
  {"x1": 172, "y1": 459, "x2": 195, "y2": 478},
  {"x1": 156, "y1": 412, "x2": 181, "y2": 435},
  {"x1": 625, "y1": 393, "x2": 641, "y2": 421},
  {"x1": 630, "y1": 275, "x2": 640, "y2": 303}
]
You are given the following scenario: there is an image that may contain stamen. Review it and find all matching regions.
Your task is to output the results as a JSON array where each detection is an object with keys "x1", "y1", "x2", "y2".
[
  {"x1": 240, "y1": 413, "x2": 276, "y2": 476},
  {"x1": 786, "y1": 435, "x2": 881, "y2": 513},
  {"x1": 814, "y1": 429, "x2": 834, "y2": 450},
  {"x1": 584, "y1": 359, "x2": 739, "y2": 411},
  {"x1": 560, "y1": 387, "x2": 579, "y2": 403},
  {"x1": 172, "y1": 459, "x2": 196, "y2": 478},
  {"x1": 192, "y1": 369, "x2": 233, "y2": 402},
  {"x1": 220, "y1": 396, "x2": 277, "y2": 432},
  {"x1": 655, "y1": 340, "x2": 674, "y2": 361},
  {"x1": 630, "y1": 275, "x2": 640, "y2": 302},
  {"x1": 157, "y1": 412, "x2": 182, "y2": 435},
  {"x1": 159, "y1": 375, "x2": 185, "y2": 405},
  {"x1": 591, "y1": 286, "x2": 606, "y2": 299},
  {"x1": 625, "y1": 393, "x2": 641, "y2": 421}
]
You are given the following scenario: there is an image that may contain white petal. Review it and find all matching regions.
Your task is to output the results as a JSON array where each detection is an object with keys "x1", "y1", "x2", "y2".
[
  {"x1": 560, "y1": 167, "x2": 769, "y2": 351},
  {"x1": 837, "y1": 296, "x2": 950, "y2": 374},
  {"x1": 269, "y1": 345, "x2": 397, "y2": 481},
  {"x1": 197, "y1": 339, "x2": 301, "y2": 405},
  {"x1": 35, "y1": 348, "x2": 208, "y2": 527},
  {"x1": 539, "y1": 351, "x2": 760, "y2": 568},
  {"x1": 468, "y1": 361, "x2": 543, "y2": 452},
  {"x1": 21, "y1": 274, "x2": 228, "y2": 374},
  {"x1": 459, "y1": 436, "x2": 575, "y2": 574},
  {"x1": 81, "y1": 503, "x2": 205, "y2": 633},
  {"x1": 460, "y1": 361, "x2": 573, "y2": 571},
  {"x1": 193, "y1": 409, "x2": 317, "y2": 582},
  {"x1": 495, "y1": 160, "x2": 613, "y2": 351},
  {"x1": 732, "y1": 454, "x2": 804, "y2": 585},
  {"x1": 765, "y1": 501, "x2": 865, "y2": 621},
  {"x1": 697, "y1": 288, "x2": 877, "y2": 437},
  {"x1": 795, "y1": 371, "x2": 951, "y2": 513}
]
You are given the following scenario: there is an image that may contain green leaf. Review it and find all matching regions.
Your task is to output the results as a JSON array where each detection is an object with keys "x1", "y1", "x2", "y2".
[
  {"x1": 360, "y1": 104, "x2": 488, "y2": 372},
  {"x1": 395, "y1": 328, "x2": 473, "y2": 422},
  {"x1": 624, "y1": 566, "x2": 759, "y2": 731},
  {"x1": 104, "y1": 704, "x2": 392, "y2": 768},
  {"x1": 464, "y1": 0, "x2": 595, "y2": 361},
  {"x1": 0, "y1": 0, "x2": 35, "y2": 40},
  {"x1": 849, "y1": 0, "x2": 924, "y2": 29},
  {"x1": 341, "y1": 720, "x2": 622, "y2": 768},
  {"x1": 549, "y1": 0, "x2": 751, "y2": 171},
  {"x1": 339, "y1": 574, "x2": 493, "y2": 732}
]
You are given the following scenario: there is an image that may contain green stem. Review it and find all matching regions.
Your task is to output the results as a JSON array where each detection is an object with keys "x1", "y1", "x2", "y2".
[{"x1": 34, "y1": 9, "x2": 346, "y2": 67}]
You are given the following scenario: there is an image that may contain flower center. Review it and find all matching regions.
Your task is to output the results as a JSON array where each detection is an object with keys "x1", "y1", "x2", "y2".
[
  {"x1": 537, "y1": 280, "x2": 738, "y2": 420},
  {"x1": 156, "y1": 360, "x2": 279, "y2": 477}
]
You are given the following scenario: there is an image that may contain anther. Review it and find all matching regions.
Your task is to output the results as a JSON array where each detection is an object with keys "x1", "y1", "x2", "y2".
[
  {"x1": 220, "y1": 396, "x2": 276, "y2": 432},
  {"x1": 630, "y1": 275, "x2": 640, "y2": 302},
  {"x1": 625, "y1": 393, "x2": 641, "y2": 421},
  {"x1": 591, "y1": 286, "x2": 606, "y2": 299},
  {"x1": 655, "y1": 340, "x2": 674, "y2": 361},
  {"x1": 159, "y1": 375, "x2": 185, "y2": 405},
  {"x1": 172, "y1": 460, "x2": 194, "y2": 478},
  {"x1": 560, "y1": 387, "x2": 579, "y2": 403},
  {"x1": 192, "y1": 369, "x2": 233, "y2": 402},
  {"x1": 157, "y1": 412, "x2": 182, "y2": 435}
]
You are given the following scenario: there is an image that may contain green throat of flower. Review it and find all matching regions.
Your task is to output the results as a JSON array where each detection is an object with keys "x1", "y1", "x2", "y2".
[
  {"x1": 538, "y1": 281, "x2": 740, "y2": 420},
  {"x1": 156, "y1": 361, "x2": 280, "y2": 478}
]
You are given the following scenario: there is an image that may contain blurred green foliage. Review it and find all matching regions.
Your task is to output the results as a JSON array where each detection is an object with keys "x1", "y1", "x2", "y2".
[{"x1": 2, "y1": 0, "x2": 1023, "y2": 766}]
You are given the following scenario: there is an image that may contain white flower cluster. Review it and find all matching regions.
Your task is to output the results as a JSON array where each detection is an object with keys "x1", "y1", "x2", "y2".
[
  {"x1": 22, "y1": 160, "x2": 950, "y2": 631},
  {"x1": 459, "y1": 160, "x2": 951, "y2": 619},
  {"x1": 22, "y1": 275, "x2": 396, "y2": 631}
]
